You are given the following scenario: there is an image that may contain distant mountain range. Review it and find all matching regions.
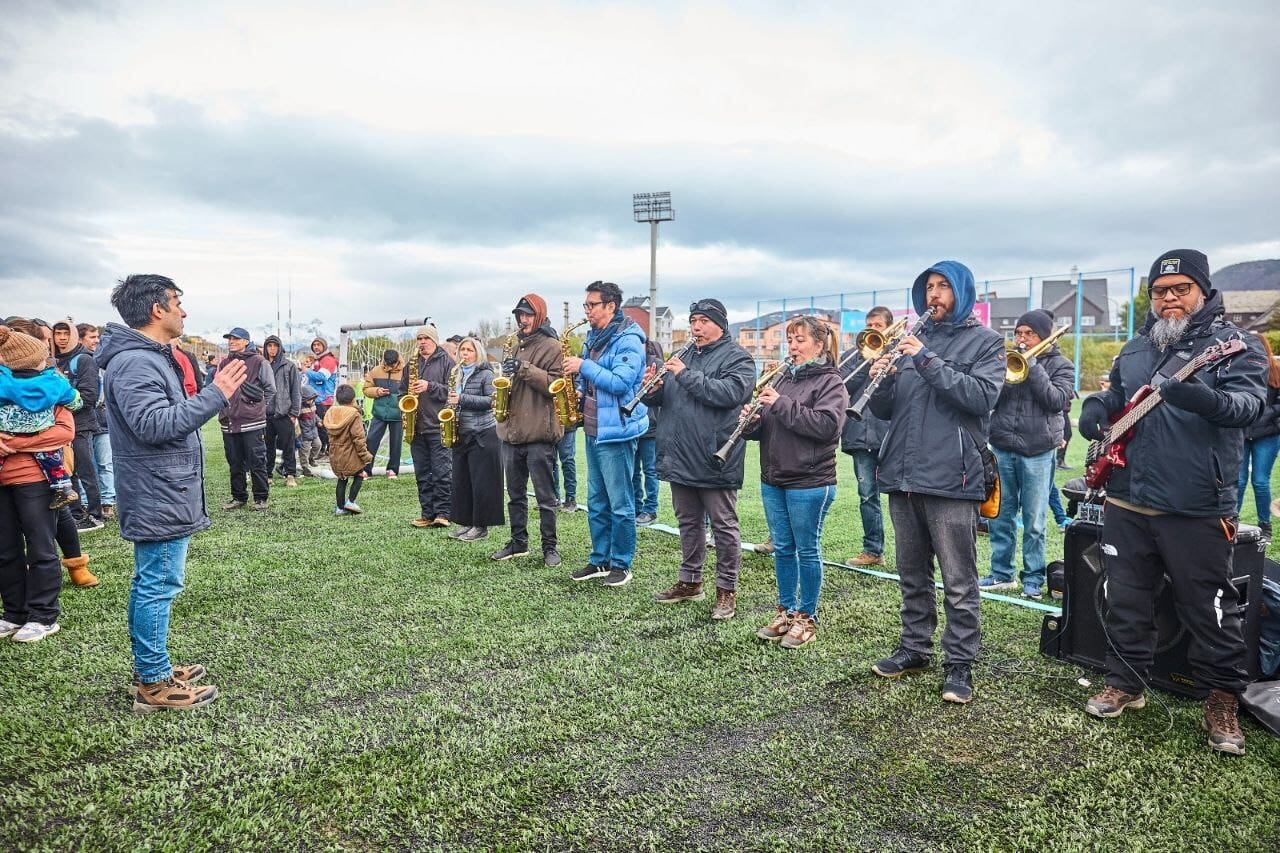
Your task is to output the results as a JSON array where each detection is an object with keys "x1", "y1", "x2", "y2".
[{"x1": 1213, "y1": 259, "x2": 1280, "y2": 291}]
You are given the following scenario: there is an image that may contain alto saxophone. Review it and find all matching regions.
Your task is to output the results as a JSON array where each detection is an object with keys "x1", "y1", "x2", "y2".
[
  {"x1": 549, "y1": 318, "x2": 589, "y2": 427},
  {"x1": 493, "y1": 330, "x2": 517, "y2": 423},
  {"x1": 439, "y1": 363, "x2": 462, "y2": 448},
  {"x1": 400, "y1": 352, "x2": 419, "y2": 442}
]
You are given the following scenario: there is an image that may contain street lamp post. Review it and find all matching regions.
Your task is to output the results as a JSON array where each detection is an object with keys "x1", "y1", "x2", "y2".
[{"x1": 633, "y1": 192, "x2": 674, "y2": 351}]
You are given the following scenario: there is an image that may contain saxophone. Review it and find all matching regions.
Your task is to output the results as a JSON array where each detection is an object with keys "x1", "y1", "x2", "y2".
[
  {"x1": 549, "y1": 318, "x2": 589, "y2": 427},
  {"x1": 399, "y1": 353, "x2": 419, "y2": 442},
  {"x1": 493, "y1": 330, "x2": 517, "y2": 423},
  {"x1": 439, "y1": 363, "x2": 461, "y2": 448}
]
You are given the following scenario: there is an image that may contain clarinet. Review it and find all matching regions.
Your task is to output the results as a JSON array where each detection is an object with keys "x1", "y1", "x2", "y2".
[
  {"x1": 712, "y1": 357, "x2": 791, "y2": 465},
  {"x1": 621, "y1": 341, "x2": 695, "y2": 417},
  {"x1": 846, "y1": 307, "x2": 934, "y2": 421}
]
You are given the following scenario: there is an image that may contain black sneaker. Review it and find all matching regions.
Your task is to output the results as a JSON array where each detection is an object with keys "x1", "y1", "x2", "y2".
[
  {"x1": 74, "y1": 514, "x2": 105, "y2": 533},
  {"x1": 942, "y1": 663, "x2": 974, "y2": 704},
  {"x1": 635, "y1": 512, "x2": 657, "y2": 526},
  {"x1": 570, "y1": 564, "x2": 609, "y2": 582},
  {"x1": 871, "y1": 647, "x2": 931, "y2": 679},
  {"x1": 490, "y1": 543, "x2": 530, "y2": 561},
  {"x1": 543, "y1": 550, "x2": 562, "y2": 568},
  {"x1": 601, "y1": 568, "x2": 632, "y2": 587}
]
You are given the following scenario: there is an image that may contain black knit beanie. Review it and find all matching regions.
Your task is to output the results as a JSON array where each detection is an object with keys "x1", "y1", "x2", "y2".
[
  {"x1": 1149, "y1": 249, "x2": 1211, "y2": 296},
  {"x1": 1015, "y1": 309, "x2": 1054, "y2": 341},
  {"x1": 689, "y1": 298, "x2": 729, "y2": 333}
]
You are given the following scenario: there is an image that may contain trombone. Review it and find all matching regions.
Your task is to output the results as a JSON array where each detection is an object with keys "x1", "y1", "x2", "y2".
[
  {"x1": 1005, "y1": 322, "x2": 1071, "y2": 384},
  {"x1": 836, "y1": 317, "x2": 907, "y2": 378}
]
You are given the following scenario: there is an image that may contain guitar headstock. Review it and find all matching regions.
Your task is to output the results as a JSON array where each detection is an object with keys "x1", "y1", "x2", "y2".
[{"x1": 1193, "y1": 338, "x2": 1246, "y2": 369}]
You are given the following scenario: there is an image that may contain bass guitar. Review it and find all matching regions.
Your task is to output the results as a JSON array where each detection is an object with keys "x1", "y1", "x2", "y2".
[{"x1": 1083, "y1": 338, "x2": 1246, "y2": 491}]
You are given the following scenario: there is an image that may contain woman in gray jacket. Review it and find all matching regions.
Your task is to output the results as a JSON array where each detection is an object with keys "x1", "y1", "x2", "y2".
[{"x1": 447, "y1": 337, "x2": 504, "y2": 542}]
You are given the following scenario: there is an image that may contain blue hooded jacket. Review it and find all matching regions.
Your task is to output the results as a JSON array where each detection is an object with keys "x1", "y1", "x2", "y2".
[
  {"x1": 576, "y1": 314, "x2": 649, "y2": 443},
  {"x1": 0, "y1": 366, "x2": 79, "y2": 412},
  {"x1": 868, "y1": 260, "x2": 1006, "y2": 500}
]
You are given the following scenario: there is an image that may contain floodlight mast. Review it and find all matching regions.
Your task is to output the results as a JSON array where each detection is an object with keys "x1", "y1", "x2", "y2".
[{"x1": 633, "y1": 192, "x2": 674, "y2": 352}]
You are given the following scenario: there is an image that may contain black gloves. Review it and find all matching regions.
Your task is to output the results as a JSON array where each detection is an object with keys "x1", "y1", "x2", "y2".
[
  {"x1": 1160, "y1": 376, "x2": 1218, "y2": 416},
  {"x1": 502, "y1": 357, "x2": 520, "y2": 376},
  {"x1": 1078, "y1": 396, "x2": 1110, "y2": 442}
]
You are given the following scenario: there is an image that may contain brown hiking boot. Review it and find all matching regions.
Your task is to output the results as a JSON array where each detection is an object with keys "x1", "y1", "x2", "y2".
[
  {"x1": 710, "y1": 587, "x2": 736, "y2": 620},
  {"x1": 654, "y1": 581, "x2": 704, "y2": 604},
  {"x1": 129, "y1": 664, "x2": 207, "y2": 696},
  {"x1": 61, "y1": 555, "x2": 99, "y2": 588},
  {"x1": 754, "y1": 537, "x2": 774, "y2": 555},
  {"x1": 780, "y1": 612, "x2": 817, "y2": 649},
  {"x1": 1085, "y1": 685, "x2": 1146, "y2": 719},
  {"x1": 1203, "y1": 689, "x2": 1246, "y2": 755},
  {"x1": 846, "y1": 552, "x2": 884, "y2": 568},
  {"x1": 132, "y1": 677, "x2": 219, "y2": 713},
  {"x1": 410, "y1": 517, "x2": 433, "y2": 528},
  {"x1": 756, "y1": 606, "x2": 793, "y2": 641},
  {"x1": 100, "y1": 504, "x2": 114, "y2": 519},
  {"x1": 431, "y1": 517, "x2": 451, "y2": 527}
]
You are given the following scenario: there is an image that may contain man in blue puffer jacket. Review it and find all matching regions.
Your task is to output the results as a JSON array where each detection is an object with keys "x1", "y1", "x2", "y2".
[{"x1": 563, "y1": 280, "x2": 649, "y2": 587}]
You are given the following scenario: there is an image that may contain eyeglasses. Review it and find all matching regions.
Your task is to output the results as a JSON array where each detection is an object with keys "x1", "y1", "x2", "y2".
[
  {"x1": 582, "y1": 300, "x2": 605, "y2": 311},
  {"x1": 1150, "y1": 282, "x2": 1194, "y2": 299}
]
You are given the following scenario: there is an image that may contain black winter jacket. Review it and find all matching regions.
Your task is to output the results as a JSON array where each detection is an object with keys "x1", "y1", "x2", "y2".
[
  {"x1": 988, "y1": 346, "x2": 1075, "y2": 456},
  {"x1": 869, "y1": 316, "x2": 1005, "y2": 501},
  {"x1": 263, "y1": 336, "x2": 301, "y2": 418},
  {"x1": 642, "y1": 335, "x2": 755, "y2": 489},
  {"x1": 840, "y1": 359, "x2": 888, "y2": 455},
  {"x1": 1084, "y1": 291, "x2": 1266, "y2": 516},
  {"x1": 403, "y1": 347, "x2": 456, "y2": 436},
  {"x1": 1245, "y1": 383, "x2": 1280, "y2": 441},
  {"x1": 746, "y1": 359, "x2": 848, "y2": 489},
  {"x1": 55, "y1": 344, "x2": 99, "y2": 434}
]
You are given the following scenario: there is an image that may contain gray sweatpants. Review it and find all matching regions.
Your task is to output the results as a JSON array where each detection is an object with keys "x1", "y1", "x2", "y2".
[
  {"x1": 887, "y1": 491, "x2": 981, "y2": 665},
  {"x1": 670, "y1": 483, "x2": 741, "y2": 591}
]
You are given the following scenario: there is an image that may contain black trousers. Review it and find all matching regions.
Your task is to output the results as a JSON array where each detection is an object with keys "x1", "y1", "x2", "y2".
[
  {"x1": 1101, "y1": 503, "x2": 1250, "y2": 694},
  {"x1": 451, "y1": 427, "x2": 505, "y2": 527},
  {"x1": 315, "y1": 403, "x2": 332, "y2": 452},
  {"x1": 410, "y1": 430, "x2": 452, "y2": 520},
  {"x1": 223, "y1": 429, "x2": 270, "y2": 502},
  {"x1": 265, "y1": 414, "x2": 297, "y2": 476},
  {"x1": 365, "y1": 417, "x2": 404, "y2": 475},
  {"x1": 503, "y1": 441, "x2": 558, "y2": 553},
  {"x1": 70, "y1": 430, "x2": 101, "y2": 518},
  {"x1": 55, "y1": 506, "x2": 80, "y2": 559},
  {"x1": 0, "y1": 482, "x2": 62, "y2": 625}
]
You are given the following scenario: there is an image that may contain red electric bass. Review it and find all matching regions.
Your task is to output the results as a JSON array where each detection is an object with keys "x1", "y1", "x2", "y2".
[{"x1": 1083, "y1": 338, "x2": 1246, "y2": 491}]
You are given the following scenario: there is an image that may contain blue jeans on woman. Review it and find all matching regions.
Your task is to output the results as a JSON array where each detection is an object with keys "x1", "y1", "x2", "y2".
[
  {"x1": 761, "y1": 482, "x2": 836, "y2": 617},
  {"x1": 1237, "y1": 434, "x2": 1280, "y2": 525},
  {"x1": 128, "y1": 536, "x2": 191, "y2": 683}
]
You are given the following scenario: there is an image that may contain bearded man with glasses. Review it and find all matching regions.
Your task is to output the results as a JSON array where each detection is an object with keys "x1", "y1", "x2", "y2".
[{"x1": 1077, "y1": 249, "x2": 1268, "y2": 755}]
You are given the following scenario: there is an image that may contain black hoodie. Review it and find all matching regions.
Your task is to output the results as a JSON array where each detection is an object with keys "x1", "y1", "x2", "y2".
[{"x1": 55, "y1": 343, "x2": 99, "y2": 433}]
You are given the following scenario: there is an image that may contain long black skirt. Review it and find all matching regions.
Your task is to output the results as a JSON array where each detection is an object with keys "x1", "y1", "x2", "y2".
[{"x1": 450, "y1": 425, "x2": 506, "y2": 527}]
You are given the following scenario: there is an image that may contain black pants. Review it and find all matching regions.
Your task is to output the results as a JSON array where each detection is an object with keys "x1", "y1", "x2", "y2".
[
  {"x1": 0, "y1": 482, "x2": 62, "y2": 625},
  {"x1": 70, "y1": 430, "x2": 101, "y2": 519},
  {"x1": 336, "y1": 477, "x2": 364, "y2": 509},
  {"x1": 410, "y1": 430, "x2": 452, "y2": 520},
  {"x1": 55, "y1": 506, "x2": 80, "y2": 559},
  {"x1": 503, "y1": 441, "x2": 558, "y2": 553},
  {"x1": 1101, "y1": 503, "x2": 1250, "y2": 694},
  {"x1": 223, "y1": 429, "x2": 270, "y2": 503},
  {"x1": 451, "y1": 427, "x2": 505, "y2": 528},
  {"x1": 265, "y1": 414, "x2": 297, "y2": 476},
  {"x1": 315, "y1": 403, "x2": 332, "y2": 452},
  {"x1": 365, "y1": 418, "x2": 404, "y2": 475}
]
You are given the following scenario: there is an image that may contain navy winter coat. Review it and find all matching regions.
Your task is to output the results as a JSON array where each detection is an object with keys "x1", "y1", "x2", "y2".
[
  {"x1": 95, "y1": 323, "x2": 228, "y2": 542},
  {"x1": 988, "y1": 345, "x2": 1075, "y2": 457}
]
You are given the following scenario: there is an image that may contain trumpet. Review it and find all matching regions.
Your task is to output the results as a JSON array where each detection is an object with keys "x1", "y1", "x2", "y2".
[
  {"x1": 836, "y1": 317, "x2": 908, "y2": 380},
  {"x1": 493, "y1": 330, "x2": 517, "y2": 422},
  {"x1": 400, "y1": 353, "x2": 419, "y2": 442},
  {"x1": 621, "y1": 341, "x2": 694, "y2": 417},
  {"x1": 713, "y1": 358, "x2": 789, "y2": 465},
  {"x1": 847, "y1": 307, "x2": 935, "y2": 421},
  {"x1": 1005, "y1": 322, "x2": 1071, "y2": 384},
  {"x1": 549, "y1": 318, "x2": 589, "y2": 427}
]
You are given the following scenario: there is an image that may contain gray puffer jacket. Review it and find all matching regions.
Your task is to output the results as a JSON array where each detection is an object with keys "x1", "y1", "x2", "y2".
[
  {"x1": 453, "y1": 362, "x2": 497, "y2": 434},
  {"x1": 988, "y1": 346, "x2": 1075, "y2": 457},
  {"x1": 95, "y1": 323, "x2": 228, "y2": 543}
]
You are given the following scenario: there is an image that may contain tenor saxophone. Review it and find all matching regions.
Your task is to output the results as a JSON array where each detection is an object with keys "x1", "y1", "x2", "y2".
[
  {"x1": 549, "y1": 318, "x2": 589, "y2": 427},
  {"x1": 439, "y1": 364, "x2": 461, "y2": 448},
  {"x1": 493, "y1": 330, "x2": 517, "y2": 423},
  {"x1": 400, "y1": 352, "x2": 419, "y2": 442}
]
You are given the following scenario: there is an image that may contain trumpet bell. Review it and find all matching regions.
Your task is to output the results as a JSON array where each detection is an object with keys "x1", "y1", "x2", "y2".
[
  {"x1": 1004, "y1": 351, "x2": 1030, "y2": 384},
  {"x1": 855, "y1": 328, "x2": 886, "y2": 360}
]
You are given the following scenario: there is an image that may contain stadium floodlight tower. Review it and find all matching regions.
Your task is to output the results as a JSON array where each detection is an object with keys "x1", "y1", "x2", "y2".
[{"x1": 633, "y1": 191, "x2": 674, "y2": 350}]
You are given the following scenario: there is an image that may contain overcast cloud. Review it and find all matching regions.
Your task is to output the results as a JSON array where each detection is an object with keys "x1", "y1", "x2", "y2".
[{"x1": 1, "y1": 0, "x2": 1277, "y2": 341}]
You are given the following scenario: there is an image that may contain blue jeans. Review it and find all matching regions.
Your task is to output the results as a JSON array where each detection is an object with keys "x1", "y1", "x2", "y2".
[
  {"x1": 850, "y1": 450, "x2": 884, "y2": 556},
  {"x1": 128, "y1": 536, "x2": 191, "y2": 683},
  {"x1": 1237, "y1": 434, "x2": 1280, "y2": 523},
  {"x1": 585, "y1": 436, "x2": 638, "y2": 570},
  {"x1": 632, "y1": 436, "x2": 658, "y2": 516},
  {"x1": 552, "y1": 430, "x2": 578, "y2": 502},
  {"x1": 761, "y1": 482, "x2": 836, "y2": 617},
  {"x1": 988, "y1": 447, "x2": 1055, "y2": 587},
  {"x1": 1047, "y1": 483, "x2": 1067, "y2": 525},
  {"x1": 92, "y1": 431, "x2": 115, "y2": 505}
]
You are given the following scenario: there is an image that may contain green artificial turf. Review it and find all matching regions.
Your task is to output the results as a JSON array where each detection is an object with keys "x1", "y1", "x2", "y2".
[{"x1": 1, "y1": 410, "x2": 1277, "y2": 851}]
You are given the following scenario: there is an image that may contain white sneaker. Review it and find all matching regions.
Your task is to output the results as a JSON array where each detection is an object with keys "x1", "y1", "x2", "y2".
[
  {"x1": 0, "y1": 619, "x2": 22, "y2": 638},
  {"x1": 12, "y1": 621, "x2": 60, "y2": 643}
]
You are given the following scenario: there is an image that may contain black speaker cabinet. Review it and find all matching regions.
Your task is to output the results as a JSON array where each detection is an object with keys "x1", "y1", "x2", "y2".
[{"x1": 1040, "y1": 515, "x2": 1264, "y2": 699}]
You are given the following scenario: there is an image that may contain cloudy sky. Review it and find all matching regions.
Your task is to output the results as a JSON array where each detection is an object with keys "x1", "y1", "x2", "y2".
[{"x1": 1, "y1": 0, "x2": 1277, "y2": 342}]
